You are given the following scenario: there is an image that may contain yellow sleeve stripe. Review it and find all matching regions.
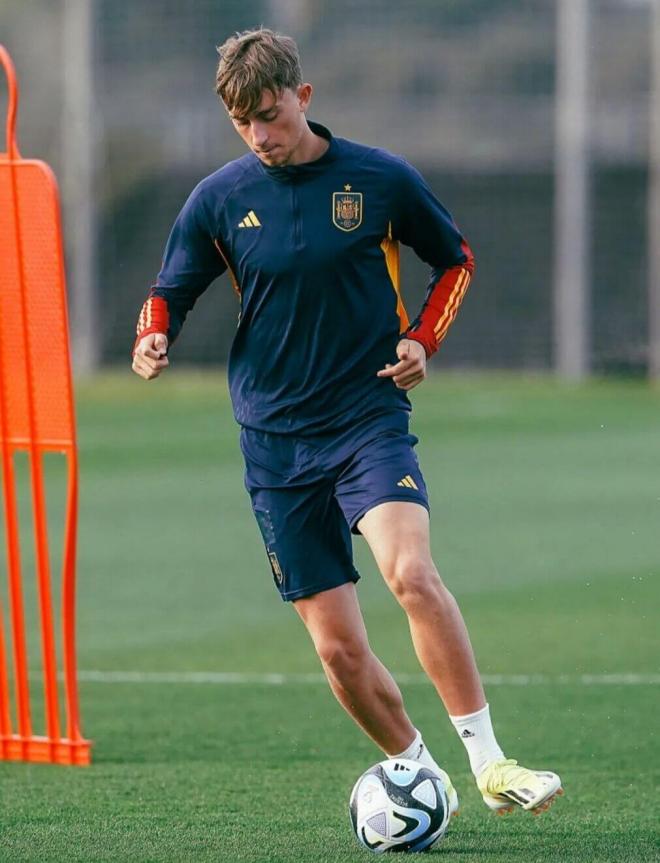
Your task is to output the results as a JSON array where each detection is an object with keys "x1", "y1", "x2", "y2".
[
  {"x1": 214, "y1": 239, "x2": 241, "y2": 299},
  {"x1": 433, "y1": 268, "x2": 471, "y2": 341},
  {"x1": 380, "y1": 222, "x2": 410, "y2": 333}
]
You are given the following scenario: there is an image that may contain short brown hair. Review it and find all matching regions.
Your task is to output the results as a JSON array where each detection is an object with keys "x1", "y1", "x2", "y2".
[{"x1": 215, "y1": 28, "x2": 302, "y2": 118}]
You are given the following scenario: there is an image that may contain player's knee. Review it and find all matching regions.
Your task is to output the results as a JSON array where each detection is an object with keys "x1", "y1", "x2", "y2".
[
  {"x1": 387, "y1": 558, "x2": 444, "y2": 610},
  {"x1": 315, "y1": 635, "x2": 369, "y2": 681}
]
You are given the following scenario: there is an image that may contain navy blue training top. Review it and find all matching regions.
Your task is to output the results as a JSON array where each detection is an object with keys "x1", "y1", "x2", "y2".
[{"x1": 146, "y1": 123, "x2": 472, "y2": 435}]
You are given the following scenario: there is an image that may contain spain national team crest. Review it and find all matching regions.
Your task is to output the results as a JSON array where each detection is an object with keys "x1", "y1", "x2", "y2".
[{"x1": 332, "y1": 185, "x2": 363, "y2": 232}]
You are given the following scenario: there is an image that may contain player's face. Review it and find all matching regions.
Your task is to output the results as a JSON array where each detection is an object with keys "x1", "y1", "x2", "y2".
[{"x1": 228, "y1": 86, "x2": 313, "y2": 167}]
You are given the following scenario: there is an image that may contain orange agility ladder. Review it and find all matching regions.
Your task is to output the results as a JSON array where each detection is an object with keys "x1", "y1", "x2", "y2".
[{"x1": 0, "y1": 46, "x2": 90, "y2": 764}]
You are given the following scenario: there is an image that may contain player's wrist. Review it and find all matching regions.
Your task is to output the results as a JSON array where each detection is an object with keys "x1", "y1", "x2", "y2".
[{"x1": 400, "y1": 331, "x2": 435, "y2": 360}]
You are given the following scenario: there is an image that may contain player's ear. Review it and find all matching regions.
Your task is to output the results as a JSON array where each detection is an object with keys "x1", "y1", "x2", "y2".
[{"x1": 297, "y1": 83, "x2": 313, "y2": 112}]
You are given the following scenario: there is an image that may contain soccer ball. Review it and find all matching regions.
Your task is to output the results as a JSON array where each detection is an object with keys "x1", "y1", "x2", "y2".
[{"x1": 349, "y1": 758, "x2": 451, "y2": 853}]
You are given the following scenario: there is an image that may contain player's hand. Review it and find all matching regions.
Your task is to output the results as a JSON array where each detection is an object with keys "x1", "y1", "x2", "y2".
[
  {"x1": 132, "y1": 332, "x2": 169, "y2": 380},
  {"x1": 376, "y1": 339, "x2": 427, "y2": 390}
]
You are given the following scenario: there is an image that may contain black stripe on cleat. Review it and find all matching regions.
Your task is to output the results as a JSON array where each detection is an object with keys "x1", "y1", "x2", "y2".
[{"x1": 503, "y1": 789, "x2": 530, "y2": 806}]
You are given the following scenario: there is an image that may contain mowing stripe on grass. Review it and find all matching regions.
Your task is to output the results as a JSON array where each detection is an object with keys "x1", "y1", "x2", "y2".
[{"x1": 58, "y1": 670, "x2": 660, "y2": 685}]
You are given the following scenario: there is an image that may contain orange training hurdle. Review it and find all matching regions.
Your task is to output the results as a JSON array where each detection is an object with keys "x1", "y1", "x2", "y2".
[{"x1": 0, "y1": 45, "x2": 91, "y2": 765}]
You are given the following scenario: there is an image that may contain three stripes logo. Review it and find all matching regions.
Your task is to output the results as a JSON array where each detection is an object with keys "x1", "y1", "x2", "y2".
[
  {"x1": 397, "y1": 475, "x2": 419, "y2": 490},
  {"x1": 136, "y1": 297, "x2": 153, "y2": 336},
  {"x1": 238, "y1": 210, "x2": 261, "y2": 228},
  {"x1": 502, "y1": 788, "x2": 534, "y2": 806},
  {"x1": 434, "y1": 267, "x2": 471, "y2": 344}
]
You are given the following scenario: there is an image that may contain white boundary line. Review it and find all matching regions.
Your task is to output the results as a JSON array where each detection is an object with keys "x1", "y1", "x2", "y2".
[{"x1": 64, "y1": 671, "x2": 660, "y2": 686}]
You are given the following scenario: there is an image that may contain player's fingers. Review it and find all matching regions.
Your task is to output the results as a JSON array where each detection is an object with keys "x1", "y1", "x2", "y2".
[
  {"x1": 377, "y1": 358, "x2": 414, "y2": 378},
  {"x1": 153, "y1": 333, "x2": 169, "y2": 353},
  {"x1": 141, "y1": 346, "x2": 167, "y2": 360},
  {"x1": 137, "y1": 352, "x2": 169, "y2": 370},
  {"x1": 395, "y1": 376, "x2": 424, "y2": 391},
  {"x1": 132, "y1": 354, "x2": 161, "y2": 380},
  {"x1": 393, "y1": 364, "x2": 426, "y2": 385},
  {"x1": 377, "y1": 362, "x2": 396, "y2": 378},
  {"x1": 131, "y1": 361, "x2": 150, "y2": 380},
  {"x1": 394, "y1": 367, "x2": 425, "y2": 387},
  {"x1": 131, "y1": 355, "x2": 151, "y2": 378}
]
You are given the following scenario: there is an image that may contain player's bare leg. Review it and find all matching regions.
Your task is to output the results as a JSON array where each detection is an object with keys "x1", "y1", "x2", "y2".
[
  {"x1": 358, "y1": 501, "x2": 562, "y2": 814},
  {"x1": 294, "y1": 581, "x2": 460, "y2": 814},
  {"x1": 293, "y1": 582, "x2": 416, "y2": 755},
  {"x1": 357, "y1": 501, "x2": 484, "y2": 717}
]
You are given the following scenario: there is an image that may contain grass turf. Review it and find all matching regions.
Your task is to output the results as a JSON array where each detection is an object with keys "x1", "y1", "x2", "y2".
[{"x1": 0, "y1": 373, "x2": 658, "y2": 861}]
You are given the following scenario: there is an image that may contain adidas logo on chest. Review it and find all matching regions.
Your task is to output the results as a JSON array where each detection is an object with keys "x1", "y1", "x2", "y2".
[{"x1": 238, "y1": 210, "x2": 261, "y2": 228}]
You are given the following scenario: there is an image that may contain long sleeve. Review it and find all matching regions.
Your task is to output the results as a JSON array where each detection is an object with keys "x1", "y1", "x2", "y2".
[
  {"x1": 134, "y1": 184, "x2": 226, "y2": 351},
  {"x1": 393, "y1": 161, "x2": 474, "y2": 358}
]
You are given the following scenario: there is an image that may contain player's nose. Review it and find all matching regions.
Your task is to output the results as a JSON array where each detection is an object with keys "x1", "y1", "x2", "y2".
[{"x1": 251, "y1": 122, "x2": 269, "y2": 148}]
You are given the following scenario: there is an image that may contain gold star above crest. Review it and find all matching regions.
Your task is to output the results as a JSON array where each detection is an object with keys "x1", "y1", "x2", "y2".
[{"x1": 344, "y1": 184, "x2": 352, "y2": 191}]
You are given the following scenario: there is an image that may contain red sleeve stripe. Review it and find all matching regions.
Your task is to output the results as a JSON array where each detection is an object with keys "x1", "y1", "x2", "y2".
[
  {"x1": 433, "y1": 267, "x2": 471, "y2": 344},
  {"x1": 134, "y1": 295, "x2": 170, "y2": 346}
]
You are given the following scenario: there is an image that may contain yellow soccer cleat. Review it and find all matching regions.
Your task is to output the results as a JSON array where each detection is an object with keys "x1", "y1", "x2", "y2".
[{"x1": 477, "y1": 759, "x2": 563, "y2": 815}]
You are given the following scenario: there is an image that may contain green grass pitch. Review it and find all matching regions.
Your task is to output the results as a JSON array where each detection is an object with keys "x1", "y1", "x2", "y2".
[{"x1": 0, "y1": 373, "x2": 658, "y2": 861}]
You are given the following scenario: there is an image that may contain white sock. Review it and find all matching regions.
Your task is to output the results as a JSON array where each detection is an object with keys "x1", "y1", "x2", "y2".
[
  {"x1": 387, "y1": 728, "x2": 443, "y2": 776},
  {"x1": 449, "y1": 703, "x2": 505, "y2": 778}
]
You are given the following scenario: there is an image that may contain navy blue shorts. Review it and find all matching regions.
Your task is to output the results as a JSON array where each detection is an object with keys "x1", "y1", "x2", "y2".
[{"x1": 240, "y1": 411, "x2": 429, "y2": 601}]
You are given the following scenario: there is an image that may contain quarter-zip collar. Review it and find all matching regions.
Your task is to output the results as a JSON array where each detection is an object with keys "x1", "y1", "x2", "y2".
[{"x1": 257, "y1": 121, "x2": 337, "y2": 183}]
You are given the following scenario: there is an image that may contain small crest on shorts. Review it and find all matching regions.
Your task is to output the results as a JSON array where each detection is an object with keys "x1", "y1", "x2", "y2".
[
  {"x1": 332, "y1": 185, "x2": 362, "y2": 232},
  {"x1": 268, "y1": 551, "x2": 283, "y2": 583}
]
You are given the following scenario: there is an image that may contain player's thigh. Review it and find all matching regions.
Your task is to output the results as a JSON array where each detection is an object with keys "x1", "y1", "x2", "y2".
[
  {"x1": 358, "y1": 500, "x2": 435, "y2": 580},
  {"x1": 248, "y1": 482, "x2": 360, "y2": 602}
]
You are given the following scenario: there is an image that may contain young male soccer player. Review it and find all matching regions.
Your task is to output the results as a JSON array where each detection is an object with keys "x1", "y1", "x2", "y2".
[{"x1": 132, "y1": 28, "x2": 562, "y2": 816}]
